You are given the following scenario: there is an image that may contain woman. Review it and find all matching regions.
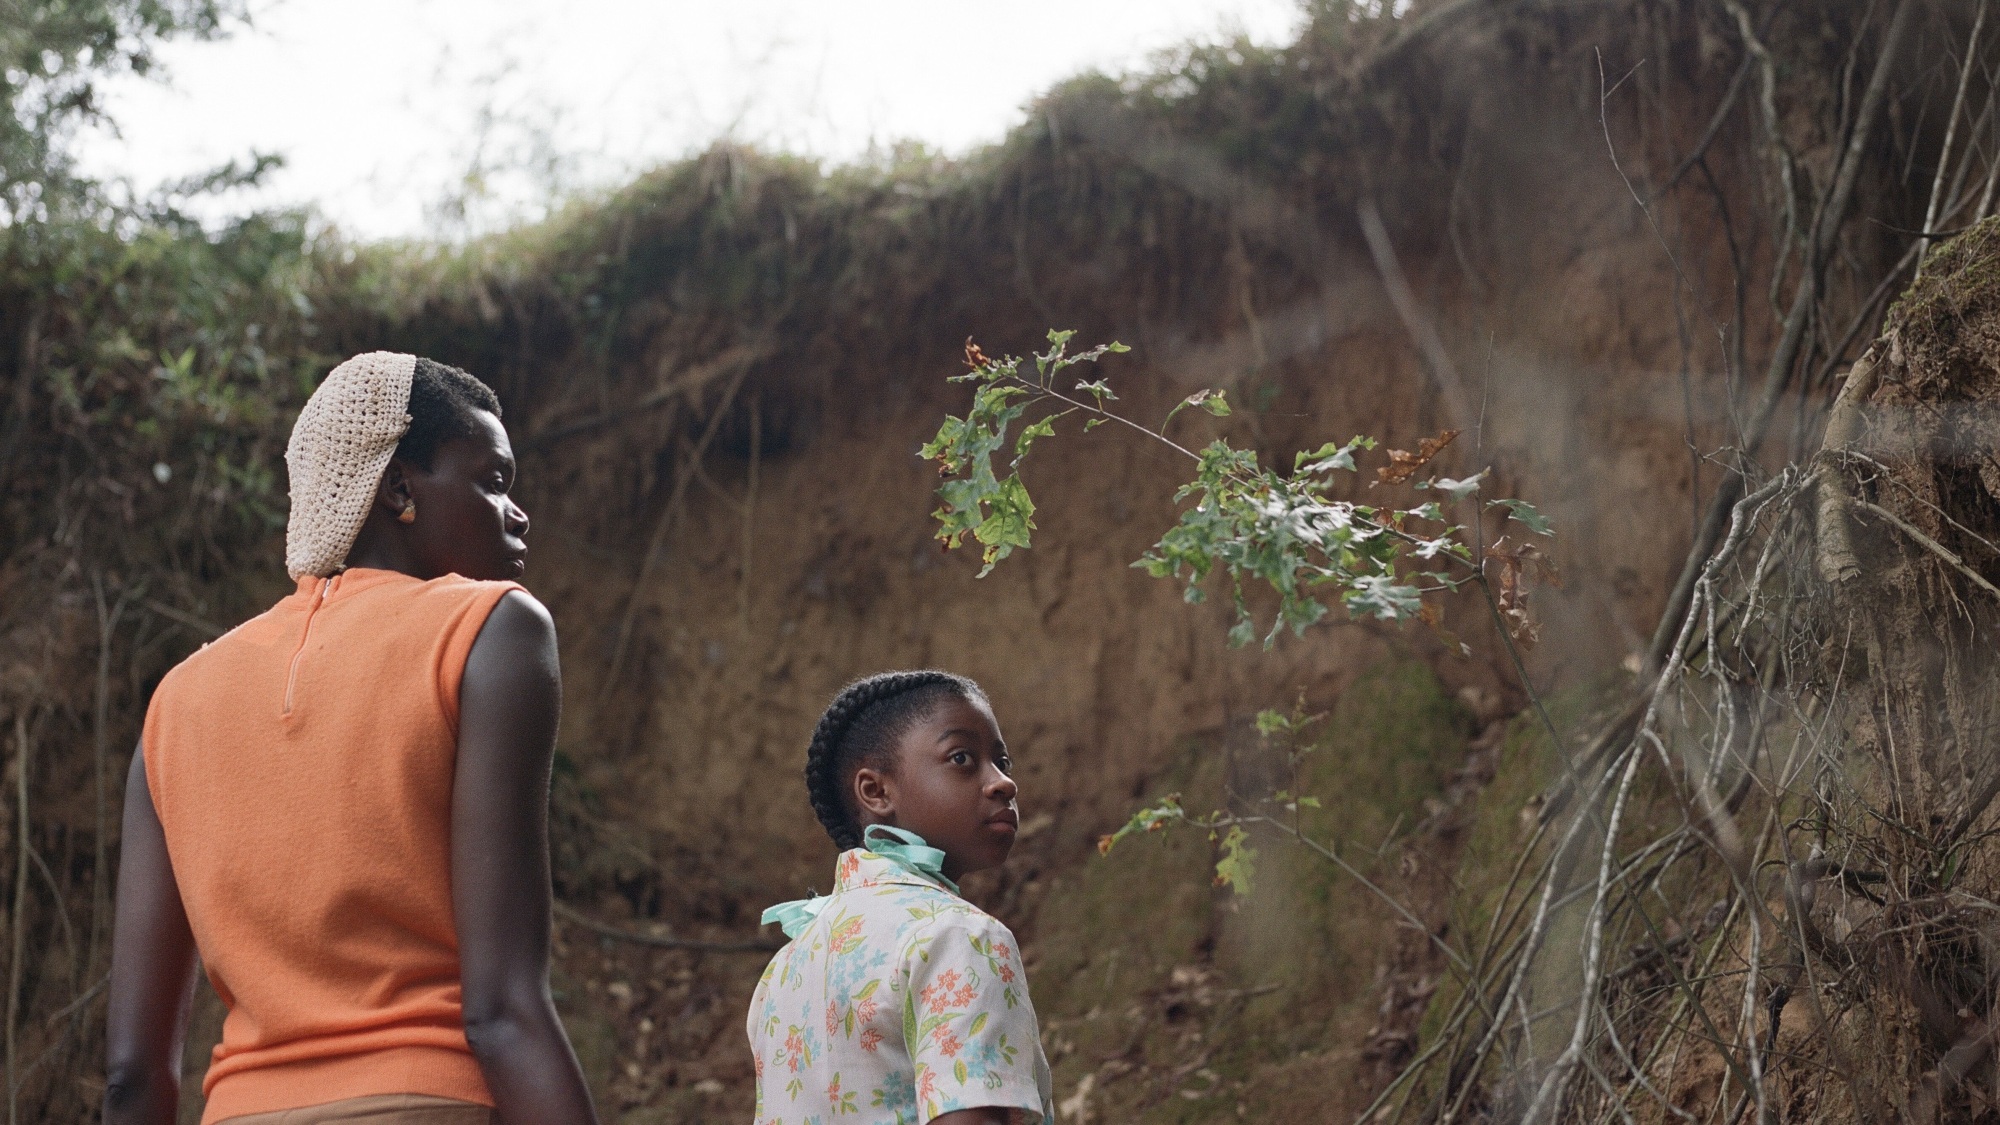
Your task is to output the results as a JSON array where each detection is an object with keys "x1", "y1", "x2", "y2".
[{"x1": 103, "y1": 353, "x2": 599, "y2": 1125}]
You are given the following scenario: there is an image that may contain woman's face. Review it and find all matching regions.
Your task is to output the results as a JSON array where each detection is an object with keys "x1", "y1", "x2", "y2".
[
  {"x1": 400, "y1": 409, "x2": 530, "y2": 581},
  {"x1": 854, "y1": 695, "x2": 1020, "y2": 880}
]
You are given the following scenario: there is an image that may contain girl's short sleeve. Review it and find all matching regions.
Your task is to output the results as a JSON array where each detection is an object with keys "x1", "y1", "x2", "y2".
[{"x1": 904, "y1": 912, "x2": 1051, "y2": 1124}]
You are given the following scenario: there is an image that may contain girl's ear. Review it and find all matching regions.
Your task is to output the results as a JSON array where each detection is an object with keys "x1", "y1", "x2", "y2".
[{"x1": 852, "y1": 767, "x2": 895, "y2": 822}]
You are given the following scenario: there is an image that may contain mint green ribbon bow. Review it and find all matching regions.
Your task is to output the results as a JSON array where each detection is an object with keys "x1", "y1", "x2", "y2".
[
  {"x1": 760, "y1": 825, "x2": 959, "y2": 939},
  {"x1": 861, "y1": 824, "x2": 959, "y2": 894}
]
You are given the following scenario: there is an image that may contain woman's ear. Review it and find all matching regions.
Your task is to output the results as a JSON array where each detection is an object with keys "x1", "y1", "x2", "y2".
[
  {"x1": 852, "y1": 767, "x2": 895, "y2": 822},
  {"x1": 374, "y1": 459, "x2": 414, "y2": 518}
]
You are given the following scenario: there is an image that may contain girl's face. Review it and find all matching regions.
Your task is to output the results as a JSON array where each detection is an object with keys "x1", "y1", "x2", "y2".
[{"x1": 852, "y1": 695, "x2": 1019, "y2": 880}]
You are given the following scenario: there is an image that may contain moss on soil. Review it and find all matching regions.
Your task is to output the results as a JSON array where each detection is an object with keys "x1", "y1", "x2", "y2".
[
  {"x1": 1025, "y1": 659, "x2": 1472, "y2": 1123},
  {"x1": 1887, "y1": 216, "x2": 2000, "y2": 390}
]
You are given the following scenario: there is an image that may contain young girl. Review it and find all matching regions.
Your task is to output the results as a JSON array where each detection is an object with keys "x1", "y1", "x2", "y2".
[{"x1": 748, "y1": 671, "x2": 1053, "y2": 1125}]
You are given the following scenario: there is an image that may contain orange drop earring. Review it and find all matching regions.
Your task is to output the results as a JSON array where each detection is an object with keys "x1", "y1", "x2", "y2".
[{"x1": 398, "y1": 501, "x2": 417, "y2": 525}]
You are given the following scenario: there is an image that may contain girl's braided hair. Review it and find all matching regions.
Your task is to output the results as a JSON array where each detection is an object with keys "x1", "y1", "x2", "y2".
[{"x1": 804, "y1": 670, "x2": 987, "y2": 849}]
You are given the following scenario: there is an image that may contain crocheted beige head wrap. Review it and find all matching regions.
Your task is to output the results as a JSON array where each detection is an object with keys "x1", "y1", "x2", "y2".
[{"x1": 284, "y1": 351, "x2": 417, "y2": 578}]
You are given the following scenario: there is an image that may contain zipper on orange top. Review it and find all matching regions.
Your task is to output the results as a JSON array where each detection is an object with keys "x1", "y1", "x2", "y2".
[{"x1": 283, "y1": 575, "x2": 334, "y2": 716}]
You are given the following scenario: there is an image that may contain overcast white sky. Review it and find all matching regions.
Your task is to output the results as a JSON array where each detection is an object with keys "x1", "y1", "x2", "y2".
[{"x1": 75, "y1": 0, "x2": 1304, "y2": 239}]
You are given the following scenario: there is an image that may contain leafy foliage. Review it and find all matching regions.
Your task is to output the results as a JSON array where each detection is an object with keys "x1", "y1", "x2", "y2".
[
  {"x1": 1098, "y1": 701, "x2": 1330, "y2": 896},
  {"x1": 924, "y1": 331, "x2": 1553, "y2": 646},
  {"x1": 1211, "y1": 825, "x2": 1258, "y2": 895},
  {"x1": 920, "y1": 334, "x2": 1128, "y2": 575},
  {"x1": 1, "y1": 0, "x2": 245, "y2": 219},
  {"x1": 0, "y1": 1, "x2": 315, "y2": 577},
  {"x1": 929, "y1": 335, "x2": 1557, "y2": 905}
]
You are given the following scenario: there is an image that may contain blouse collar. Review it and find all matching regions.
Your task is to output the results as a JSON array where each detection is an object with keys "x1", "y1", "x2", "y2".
[{"x1": 761, "y1": 826, "x2": 958, "y2": 939}]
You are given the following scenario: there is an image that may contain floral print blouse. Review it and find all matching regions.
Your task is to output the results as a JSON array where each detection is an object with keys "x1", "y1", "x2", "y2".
[{"x1": 746, "y1": 847, "x2": 1054, "y2": 1124}]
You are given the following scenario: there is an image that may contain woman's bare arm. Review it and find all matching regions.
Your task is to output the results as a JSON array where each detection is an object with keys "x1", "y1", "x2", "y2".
[
  {"x1": 453, "y1": 590, "x2": 598, "y2": 1125},
  {"x1": 103, "y1": 751, "x2": 199, "y2": 1125}
]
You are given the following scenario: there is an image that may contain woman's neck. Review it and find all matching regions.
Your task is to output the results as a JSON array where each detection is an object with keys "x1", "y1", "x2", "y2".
[{"x1": 343, "y1": 514, "x2": 428, "y2": 578}]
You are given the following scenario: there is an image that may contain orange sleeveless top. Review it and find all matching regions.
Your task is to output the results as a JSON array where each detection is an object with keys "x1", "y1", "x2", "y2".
[{"x1": 141, "y1": 568, "x2": 522, "y2": 1123}]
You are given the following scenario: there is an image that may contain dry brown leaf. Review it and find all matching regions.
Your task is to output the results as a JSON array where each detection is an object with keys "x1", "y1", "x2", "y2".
[
  {"x1": 1487, "y1": 535, "x2": 1560, "y2": 645},
  {"x1": 1376, "y1": 429, "x2": 1461, "y2": 485}
]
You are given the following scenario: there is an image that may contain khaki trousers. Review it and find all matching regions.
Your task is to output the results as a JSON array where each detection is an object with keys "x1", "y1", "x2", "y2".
[{"x1": 217, "y1": 1094, "x2": 496, "y2": 1124}]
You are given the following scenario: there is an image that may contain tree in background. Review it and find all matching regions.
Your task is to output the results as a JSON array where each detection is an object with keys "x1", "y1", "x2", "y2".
[{"x1": 2, "y1": 1, "x2": 237, "y2": 214}]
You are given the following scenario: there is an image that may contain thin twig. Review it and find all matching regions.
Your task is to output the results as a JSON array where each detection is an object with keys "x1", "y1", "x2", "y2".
[
  {"x1": 140, "y1": 598, "x2": 221, "y2": 639},
  {"x1": 603, "y1": 356, "x2": 756, "y2": 693},
  {"x1": 41, "y1": 975, "x2": 104, "y2": 1028},
  {"x1": 1219, "y1": 812, "x2": 1472, "y2": 978},
  {"x1": 1653, "y1": 52, "x2": 1754, "y2": 200},
  {"x1": 520, "y1": 344, "x2": 768, "y2": 451},
  {"x1": 1647, "y1": 0, "x2": 1916, "y2": 671},
  {"x1": 738, "y1": 394, "x2": 760, "y2": 635},
  {"x1": 552, "y1": 902, "x2": 781, "y2": 953},
  {"x1": 1001, "y1": 368, "x2": 1489, "y2": 572},
  {"x1": 1357, "y1": 200, "x2": 1476, "y2": 429},
  {"x1": 6, "y1": 712, "x2": 29, "y2": 1125},
  {"x1": 1600, "y1": 49, "x2": 1737, "y2": 376},
  {"x1": 90, "y1": 576, "x2": 132, "y2": 981},
  {"x1": 1919, "y1": 1, "x2": 1990, "y2": 268},
  {"x1": 1849, "y1": 497, "x2": 2000, "y2": 604}
]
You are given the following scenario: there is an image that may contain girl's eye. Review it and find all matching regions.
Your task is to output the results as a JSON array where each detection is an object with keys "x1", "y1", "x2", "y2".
[{"x1": 949, "y1": 750, "x2": 971, "y2": 766}]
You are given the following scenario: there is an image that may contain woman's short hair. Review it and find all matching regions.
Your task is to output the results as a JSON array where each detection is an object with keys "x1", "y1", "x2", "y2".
[{"x1": 397, "y1": 358, "x2": 501, "y2": 469}]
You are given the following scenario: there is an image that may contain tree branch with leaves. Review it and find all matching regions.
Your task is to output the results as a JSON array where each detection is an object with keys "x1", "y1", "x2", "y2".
[
  {"x1": 921, "y1": 329, "x2": 1559, "y2": 900},
  {"x1": 921, "y1": 330, "x2": 1554, "y2": 650}
]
